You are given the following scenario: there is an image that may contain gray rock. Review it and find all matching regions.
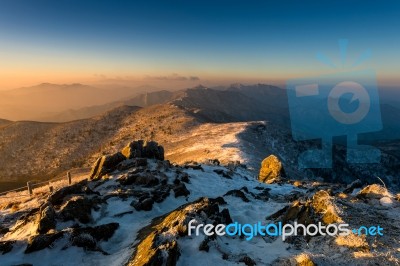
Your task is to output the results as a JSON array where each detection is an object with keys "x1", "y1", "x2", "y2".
[
  {"x1": 36, "y1": 203, "x2": 56, "y2": 234},
  {"x1": 173, "y1": 183, "x2": 190, "y2": 198},
  {"x1": 0, "y1": 240, "x2": 15, "y2": 255},
  {"x1": 131, "y1": 198, "x2": 154, "y2": 211},
  {"x1": 59, "y1": 197, "x2": 97, "y2": 224},
  {"x1": 25, "y1": 232, "x2": 64, "y2": 254},
  {"x1": 89, "y1": 152, "x2": 126, "y2": 179},
  {"x1": 121, "y1": 140, "x2": 144, "y2": 159}
]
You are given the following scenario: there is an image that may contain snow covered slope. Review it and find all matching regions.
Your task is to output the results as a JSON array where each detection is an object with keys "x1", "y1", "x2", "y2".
[{"x1": 1, "y1": 156, "x2": 399, "y2": 266}]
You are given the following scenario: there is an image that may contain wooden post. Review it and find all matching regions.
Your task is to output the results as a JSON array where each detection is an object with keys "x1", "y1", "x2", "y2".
[
  {"x1": 67, "y1": 172, "x2": 72, "y2": 185},
  {"x1": 49, "y1": 185, "x2": 54, "y2": 193},
  {"x1": 27, "y1": 181, "x2": 33, "y2": 195}
]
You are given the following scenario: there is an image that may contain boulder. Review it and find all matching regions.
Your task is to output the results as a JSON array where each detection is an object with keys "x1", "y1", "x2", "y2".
[
  {"x1": 25, "y1": 232, "x2": 64, "y2": 253},
  {"x1": 122, "y1": 140, "x2": 164, "y2": 160},
  {"x1": 121, "y1": 140, "x2": 144, "y2": 159},
  {"x1": 0, "y1": 240, "x2": 15, "y2": 255},
  {"x1": 151, "y1": 186, "x2": 171, "y2": 203},
  {"x1": 127, "y1": 197, "x2": 227, "y2": 266},
  {"x1": 117, "y1": 158, "x2": 148, "y2": 171},
  {"x1": 36, "y1": 203, "x2": 56, "y2": 234},
  {"x1": 357, "y1": 184, "x2": 390, "y2": 199},
  {"x1": 311, "y1": 190, "x2": 342, "y2": 224},
  {"x1": 90, "y1": 140, "x2": 165, "y2": 180},
  {"x1": 173, "y1": 183, "x2": 190, "y2": 198},
  {"x1": 89, "y1": 152, "x2": 126, "y2": 179},
  {"x1": 268, "y1": 190, "x2": 342, "y2": 226},
  {"x1": 70, "y1": 233, "x2": 97, "y2": 250},
  {"x1": 69, "y1": 223, "x2": 119, "y2": 253},
  {"x1": 71, "y1": 223, "x2": 119, "y2": 242},
  {"x1": 48, "y1": 180, "x2": 91, "y2": 205},
  {"x1": 143, "y1": 141, "x2": 164, "y2": 160},
  {"x1": 59, "y1": 197, "x2": 98, "y2": 224},
  {"x1": 258, "y1": 155, "x2": 285, "y2": 184},
  {"x1": 131, "y1": 198, "x2": 154, "y2": 211},
  {"x1": 238, "y1": 256, "x2": 256, "y2": 266},
  {"x1": 224, "y1": 189, "x2": 250, "y2": 202},
  {"x1": 119, "y1": 172, "x2": 159, "y2": 187}
]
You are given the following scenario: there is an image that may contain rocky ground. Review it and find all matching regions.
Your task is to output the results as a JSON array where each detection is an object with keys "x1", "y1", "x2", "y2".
[{"x1": 0, "y1": 141, "x2": 399, "y2": 266}]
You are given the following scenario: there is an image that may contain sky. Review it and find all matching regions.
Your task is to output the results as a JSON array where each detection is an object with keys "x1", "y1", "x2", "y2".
[{"x1": 0, "y1": 0, "x2": 399, "y2": 89}]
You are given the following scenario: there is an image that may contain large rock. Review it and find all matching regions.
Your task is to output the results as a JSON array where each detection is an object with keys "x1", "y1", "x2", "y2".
[
  {"x1": 143, "y1": 141, "x2": 164, "y2": 160},
  {"x1": 119, "y1": 172, "x2": 160, "y2": 187},
  {"x1": 268, "y1": 190, "x2": 342, "y2": 226},
  {"x1": 90, "y1": 140, "x2": 165, "y2": 180},
  {"x1": 122, "y1": 140, "x2": 164, "y2": 160},
  {"x1": 25, "y1": 232, "x2": 64, "y2": 254},
  {"x1": 36, "y1": 203, "x2": 56, "y2": 234},
  {"x1": 311, "y1": 190, "x2": 342, "y2": 224},
  {"x1": 90, "y1": 152, "x2": 126, "y2": 179},
  {"x1": 127, "y1": 197, "x2": 229, "y2": 266},
  {"x1": 121, "y1": 140, "x2": 144, "y2": 159},
  {"x1": 0, "y1": 240, "x2": 15, "y2": 255},
  {"x1": 59, "y1": 196, "x2": 99, "y2": 224},
  {"x1": 71, "y1": 223, "x2": 119, "y2": 242},
  {"x1": 48, "y1": 180, "x2": 95, "y2": 206},
  {"x1": 357, "y1": 184, "x2": 391, "y2": 199},
  {"x1": 258, "y1": 155, "x2": 285, "y2": 184}
]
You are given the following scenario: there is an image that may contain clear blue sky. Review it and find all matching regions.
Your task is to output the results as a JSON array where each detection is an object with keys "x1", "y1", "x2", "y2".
[{"x1": 0, "y1": 0, "x2": 399, "y2": 88}]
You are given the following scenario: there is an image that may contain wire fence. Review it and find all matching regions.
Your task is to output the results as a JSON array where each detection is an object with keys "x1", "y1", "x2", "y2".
[{"x1": 0, "y1": 167, "x2": 91, "y2": 199}]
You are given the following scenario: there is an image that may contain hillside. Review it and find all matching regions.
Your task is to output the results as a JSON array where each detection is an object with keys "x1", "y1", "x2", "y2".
[
  {"x1": 0, "y1": 106, "x2": 141, "y2": 185},
  {"x1": 1, "y1": 85, "x2": 400, "y2": 193}
]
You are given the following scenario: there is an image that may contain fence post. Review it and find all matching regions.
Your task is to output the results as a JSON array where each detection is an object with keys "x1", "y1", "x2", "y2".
[
  {"x1": 67, "y1": 172, "x2": 72, "y2": 185},
  {"x1": 49, "y1": 181, "x2": 53, "y2": 193},
  {"x1": 27, "y1": 181, "x2": 33, "y2": 195}
]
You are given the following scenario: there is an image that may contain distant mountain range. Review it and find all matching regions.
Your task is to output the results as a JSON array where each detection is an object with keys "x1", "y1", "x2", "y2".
[{"x1": 0, "y1": 83, "x2": 161, "y2": 121}]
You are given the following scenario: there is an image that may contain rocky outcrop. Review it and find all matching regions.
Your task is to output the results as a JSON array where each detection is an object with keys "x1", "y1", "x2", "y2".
[
  {"x1": 48, "y1": 179, "x2": 96, "y2": 206},
  {"x1": 122, "y1": 140, "x2": 164, "y2": 160},
  {"x1": 127, "y1": 197, "x2": 232, "y2": 266},
  {"x1": 70, "y1": 223, "x2": 119, "y2": 249},
  {"x1": 258, "y1": 155, "x2": 285, "y2": 184},
  {"x1": 311, "y1": 190, "x2": 342, "y2": 224},
  {"x1": 121, "y1": 140, "x2": 145, "y2": 159},
  {"x1": 131, "y1": 198, "x2": 154, "y2": 211},
  {"x1": 24, "y1": 223, "x2": 119, "y2": 254},
  {"x1": 268, "y1": 190, "x2": 341, "y2": 226},
  {"x1": 25, "y1": 232, "x2": 64, "y2": 254},
  {"x1": 90, "y1": 140, "x2": 165, "y2": 179},
  {"x1": 89, "y1": 152, "x2": 126, "y2": 179},
  {"x1": 119, "y1": 170, "x2": 161, "y2": 187},
  {"x1": 173, "y1": 183, "x2": 190, "y2": 198},
  {"x1": 357, "y1": 184, "x2": 391, "y2": 199},
  {"x1": 59, "y1": 196, "x2": 101, "y2": 224}
]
